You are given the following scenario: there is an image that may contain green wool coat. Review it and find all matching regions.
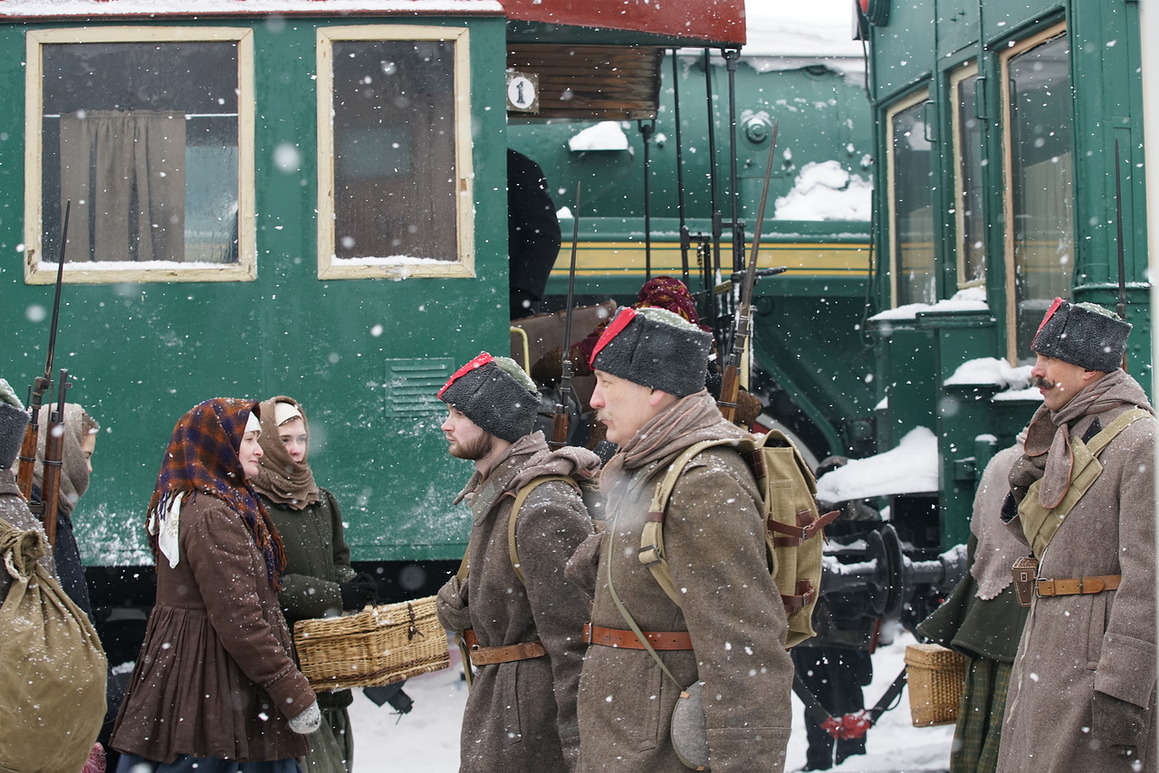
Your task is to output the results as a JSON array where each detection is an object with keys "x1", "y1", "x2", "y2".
[{"x1": 262, "y1": 489, "x2": 358, "y2": 773}]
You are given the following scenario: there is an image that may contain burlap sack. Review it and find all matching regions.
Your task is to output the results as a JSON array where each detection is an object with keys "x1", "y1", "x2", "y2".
[{"x1": 0, "y1": 519, "x2": 107, "y2": 773}]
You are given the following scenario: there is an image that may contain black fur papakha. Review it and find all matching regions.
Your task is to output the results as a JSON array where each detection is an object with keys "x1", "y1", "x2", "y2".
[
  {"x1": 438, "y1": 353, "x2": 539, "y2": 442},
  {"x1": 1032, "y1": 298, "x2": 1131, "y2": 372}
]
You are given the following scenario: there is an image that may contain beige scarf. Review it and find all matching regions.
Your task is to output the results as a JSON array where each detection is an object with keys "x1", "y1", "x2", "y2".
[
  {"x1": 23, "y1": 403, "x2": 95, "y2": 517},
  {"x1": 1010, "y1": 370, "x2": 1153, "y2": 509},
  {"x1": 249, "y1": 396, "x2": 320, "y2": 510}
]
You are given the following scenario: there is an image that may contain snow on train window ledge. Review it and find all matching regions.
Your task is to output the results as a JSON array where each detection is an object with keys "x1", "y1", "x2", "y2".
[{"x1": 23, "y1": 28, "x2": 256, "y2": 285}]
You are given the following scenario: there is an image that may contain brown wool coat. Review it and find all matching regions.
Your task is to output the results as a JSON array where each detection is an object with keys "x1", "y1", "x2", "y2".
[
  {"x1": 998, "y1": 393, "x2": 1156, "y2": 772},
  {"x1": 436, "y1": 432, "x2": 598, "y2": 773},
  {"x1": 111, "y1": 494, "x2": 315, "y2": 763},
  {"x1": 575, "y1": 395, "x2": 793, "y2": 773}
]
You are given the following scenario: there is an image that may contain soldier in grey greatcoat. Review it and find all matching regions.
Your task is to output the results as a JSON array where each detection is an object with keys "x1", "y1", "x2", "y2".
[
  {"x1": 435, "y1": 353, "x2": 599, "y2": 773},
  {"x1": 998, "y1": 299, "x2": 1155, "y2": 772},
  {"x1": 571, "y1": 307, "x2": 793, "y2": 773}
]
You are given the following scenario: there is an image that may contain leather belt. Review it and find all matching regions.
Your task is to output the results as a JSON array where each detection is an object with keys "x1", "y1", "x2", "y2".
[
  {"x1": 1035, "y1": 574, "x2": 1121, "y2": 597},
  {"x1": 583, "y1": 623, "x2": 693, "y2": 650},
  {"x1": 462, "y1": 629, "x2": 546, "y2": 666}
]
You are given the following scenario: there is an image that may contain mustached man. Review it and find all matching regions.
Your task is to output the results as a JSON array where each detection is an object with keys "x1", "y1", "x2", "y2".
[{"x1": 999, "y1": 299, "x2": 1155, "y2": 772}]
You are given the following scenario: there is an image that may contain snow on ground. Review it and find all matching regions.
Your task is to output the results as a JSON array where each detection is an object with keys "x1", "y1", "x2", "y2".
[{"x1": 348, "y1": 630, "x2": 954, "y2": 772}]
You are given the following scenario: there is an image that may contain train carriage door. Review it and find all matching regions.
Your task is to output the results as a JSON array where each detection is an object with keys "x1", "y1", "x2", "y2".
[{"x1": 999, "y1": 23, "x2": 1072, "y2": 362}]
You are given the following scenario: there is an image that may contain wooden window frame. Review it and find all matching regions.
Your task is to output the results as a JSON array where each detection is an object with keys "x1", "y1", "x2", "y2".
[
  {"x1": 884, "y1": 87, "x2": 931, "y2": 307},
  {"x1": 949, "y1": 61, "x2": 984, "y2": 291},
  {"x1": 999, "y1": 21, "x2": 1068, "y2": 362},
  {"x1": 23, "y1": 26, "x2": 256, "y2": 284},
  {"x1": 316, "y1": 26, "x2": 475, "y2": 280}
]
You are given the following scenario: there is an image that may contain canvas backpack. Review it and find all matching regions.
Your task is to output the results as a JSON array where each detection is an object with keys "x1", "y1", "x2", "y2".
[
  {"x1": 0, "y1": 517, "x2": 108, "y2": 773},
  {"x1": 637, "y1": 429, "x2": 839, "y2": 648}
]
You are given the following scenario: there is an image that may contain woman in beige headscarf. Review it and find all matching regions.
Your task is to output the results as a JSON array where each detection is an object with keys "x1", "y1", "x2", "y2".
[
  {"x1": 22, "y1": 402, "x2": 100, "y2": 617},
  {"x1": 249, "y1": 396, "x2": 377, "y2": 773}
]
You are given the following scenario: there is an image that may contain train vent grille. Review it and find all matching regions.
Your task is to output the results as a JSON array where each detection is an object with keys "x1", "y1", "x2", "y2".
[{"x1": 383, "y1": 358, "x2": 455, "y2": 417}]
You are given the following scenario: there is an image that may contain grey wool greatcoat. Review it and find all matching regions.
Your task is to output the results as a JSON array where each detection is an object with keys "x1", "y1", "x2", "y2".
[
  {"x1": 436, "y1": 431, "x2": 599, "y2": 773},
  {"x1": 111, "y1": 494, "x2": 316, "y2": 763},
  {"x1": 998, "y1": 373, "x2": 1156, "y2": 773},
  {"x1": 574, "y1": 392, "x2": 793, "y2": 773}
]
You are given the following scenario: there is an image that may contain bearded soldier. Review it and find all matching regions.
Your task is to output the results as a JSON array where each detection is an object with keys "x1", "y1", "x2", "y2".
[
  {"x1": 435, "y1": 353, "x2": 599, "y2": 772},
  {"x1": 999, "y1": 299, "x2": 1155, "y2": 772}
]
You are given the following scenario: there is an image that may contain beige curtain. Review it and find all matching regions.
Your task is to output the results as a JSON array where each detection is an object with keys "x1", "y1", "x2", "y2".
[{"x1": 59, "y1": 110, "x2": 186, "y2": 262}]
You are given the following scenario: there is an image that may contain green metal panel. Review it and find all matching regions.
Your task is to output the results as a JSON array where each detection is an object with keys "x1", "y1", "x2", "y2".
[
  {"x1": 867, "y1": 0, "x2": 935, "y2": 99},
  {"x1": 0, "y1": 16, "x2": 511, "y2": 567}
]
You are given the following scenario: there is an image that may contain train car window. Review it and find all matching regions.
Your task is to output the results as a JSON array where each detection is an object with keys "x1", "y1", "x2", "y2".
[
  {"x1": 950, "y1": 64, "x2": 985, "y2": 290},
  {"x1": 24, "y1": 28, "x2": 255, "y2": 284},
  {"x1": 885, "y1": 89, "x2": 935, "y2": 307},
  {"x1": 316, "y1": 26, "x2": 474, "y2": 280},
  {"x1": 1000, "y1": 23, "x2": 1072, "y2": 362}
]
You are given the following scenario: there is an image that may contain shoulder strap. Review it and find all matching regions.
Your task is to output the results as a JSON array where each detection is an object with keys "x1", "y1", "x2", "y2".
[
  {"x1": 508, "y1": 475, "x2": 579, "y2": 585},
  {"x1": 1086, "y1": 408, "x2": 1151, "y2": 456},
  {"x1": 640, "y1": 438, "x2": 752, "y2": 603},
  {"x1": 1020, "y1": 407, "x2": 1152, "y2": 558}
]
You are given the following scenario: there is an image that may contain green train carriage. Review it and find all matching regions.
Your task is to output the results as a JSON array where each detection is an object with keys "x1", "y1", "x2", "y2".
[
  {"x1": 859, "y1": 0, "x2": 1151, "y2": 598},
  {"x1": 0, "y1": 0, "x2": 751, "y2": 649}
]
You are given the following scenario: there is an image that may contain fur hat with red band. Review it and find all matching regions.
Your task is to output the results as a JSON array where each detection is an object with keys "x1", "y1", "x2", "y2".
[
  {"x1": 1031, "y1": 297, "x2": 1131, "y2": 373},
  {"x1": 437, "y1": 352, "x2": 540, "y2": 442},
  {"x1": 590, "y1": 306, "x2": 712, "y2": 397}
]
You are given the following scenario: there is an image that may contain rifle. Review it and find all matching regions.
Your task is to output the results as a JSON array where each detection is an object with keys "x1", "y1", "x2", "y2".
[
  {"x1": 718, "y1": 123, "x2": 778, "y2": 422},
  {"x1": 550, "y1": 183, "x2": 582, "y2": 449},
  {"x1": 1114, "y1": 140, "x2": 1129, "y2": 371},
  {"x1": 17, "y1": 201, "x2": 71, "y2": 503},
  {"x1": 793, "y1": 668, "x2": 908, "y2": 741},
  {"x1": 41, "y1": 369, "x2": 71, "y2": 545}
]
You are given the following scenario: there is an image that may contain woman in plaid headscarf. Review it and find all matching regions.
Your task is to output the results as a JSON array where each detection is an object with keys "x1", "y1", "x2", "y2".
[{"x1": 111, "y1": 398, "x2": 321, "y2": 773}]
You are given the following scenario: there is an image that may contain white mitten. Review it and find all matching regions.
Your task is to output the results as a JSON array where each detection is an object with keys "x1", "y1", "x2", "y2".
[{"x1": 289, "y1": 701, "x2": 322, "y2": 734}]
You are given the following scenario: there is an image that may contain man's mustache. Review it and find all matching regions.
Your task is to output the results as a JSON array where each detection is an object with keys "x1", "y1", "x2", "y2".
[{"x1": 1032, "y1": 376, "x2": 1054, "y2": 390}]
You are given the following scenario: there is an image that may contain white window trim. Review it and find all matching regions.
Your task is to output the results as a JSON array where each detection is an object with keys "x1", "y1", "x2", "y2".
[
  {"x1": 949, "y1": 61, "x2": 983, "y2": 291},
  {"x1": 316, "y1": 25, "x2": 475, "y2": 280},
  {"x1": 23, "y1": 26, "x2": 256, "y2": 284},
  {"x1": 884, "y1": 87, "x2": 931, "y2": 307}
]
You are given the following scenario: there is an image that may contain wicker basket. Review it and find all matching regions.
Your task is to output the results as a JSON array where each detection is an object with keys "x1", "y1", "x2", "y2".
[
  {"x1": 904, "y1": 643, "x2": 967, "y2": 727},
  {"x1": 293, "y1": 595, "x2": 449, "y2": 691}
]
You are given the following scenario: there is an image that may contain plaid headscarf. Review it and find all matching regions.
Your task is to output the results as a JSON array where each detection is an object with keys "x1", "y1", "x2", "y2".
[{"x1": 146, "y1": 398, "x2": 287, "y2": 588}]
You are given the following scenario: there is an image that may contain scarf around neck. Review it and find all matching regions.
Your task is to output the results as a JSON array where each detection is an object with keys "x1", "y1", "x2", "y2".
[
  {"x1": 1011, "y1": 369, "x2": 1154, "y2": 509},
  {"x1": 249, "y1": 396, "x2": 321, "y2": 510},
  {"x1": 601, "y1": 390, "x2": 747, "y2": 491},
  {"x1": 147, "y1": 397, "x2": 287, "y2": 588},
  {"x1": 27, "y1": 403, "x2": 93, "y2": 517}
]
